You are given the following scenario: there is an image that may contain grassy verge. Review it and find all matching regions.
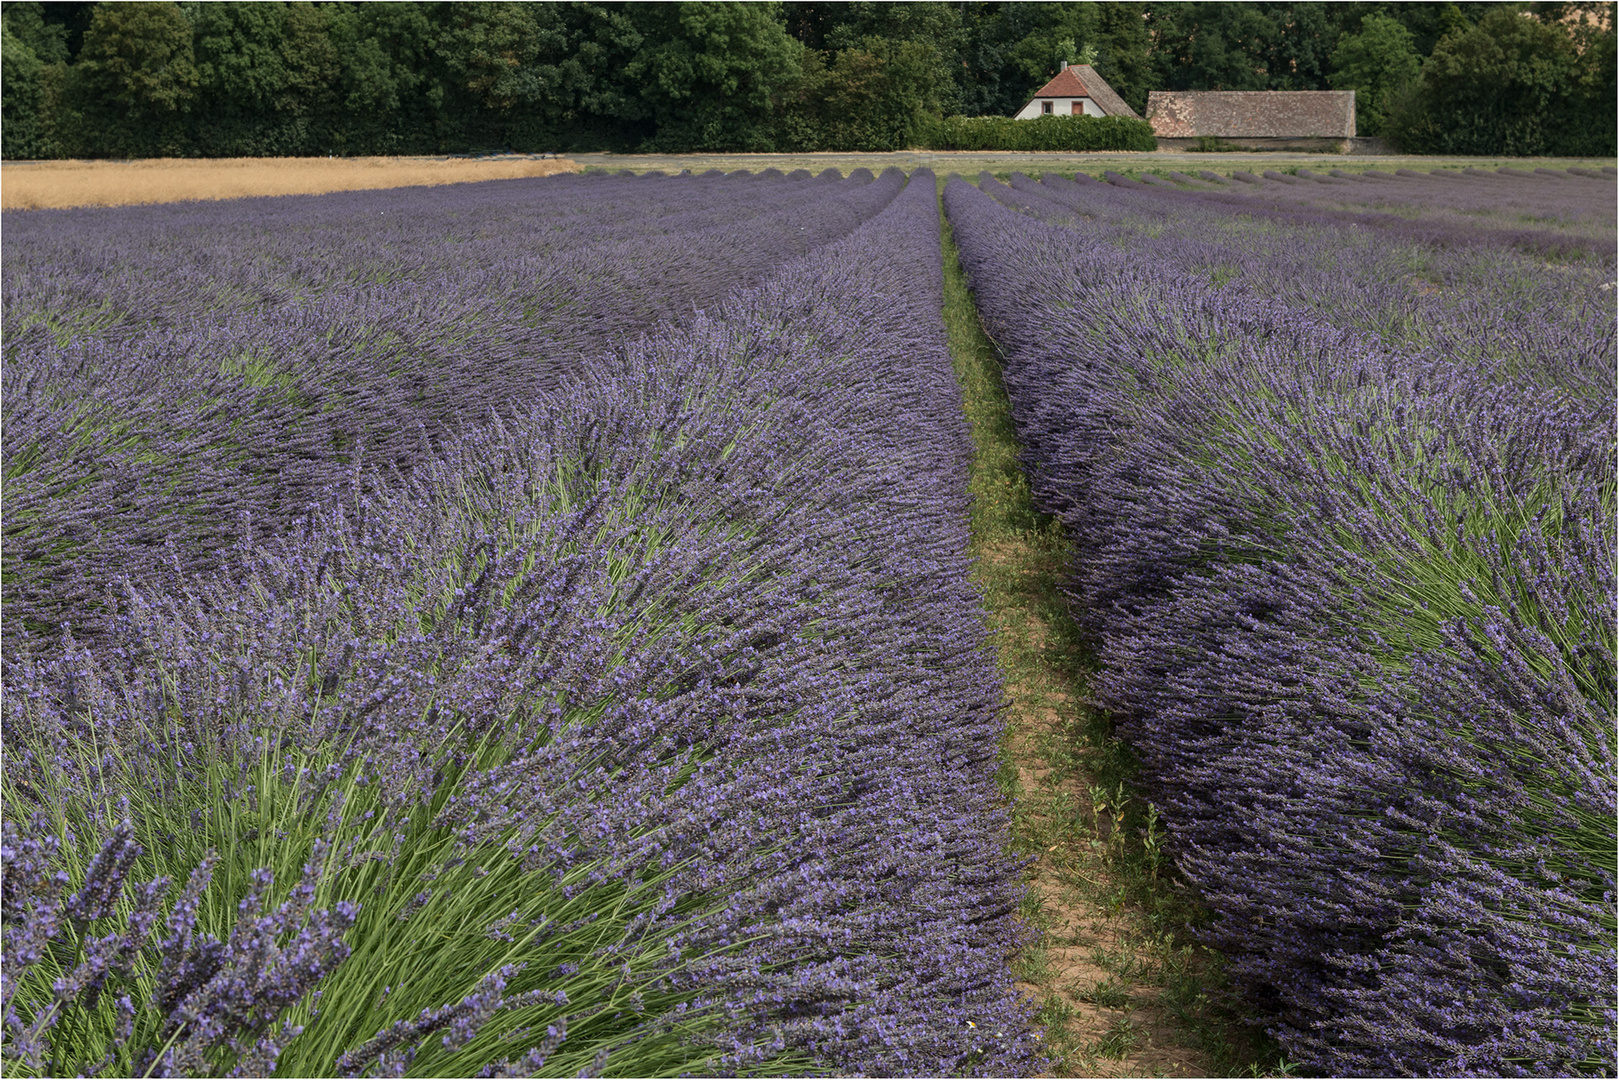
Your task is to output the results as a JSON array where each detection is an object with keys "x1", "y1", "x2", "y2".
[{"x1": 938, "y1": 201, "x2": 1292, "y2": 1078}]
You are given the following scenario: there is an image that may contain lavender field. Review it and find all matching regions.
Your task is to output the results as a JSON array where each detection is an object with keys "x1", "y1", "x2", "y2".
[
  {"x1": 946, "y1": 168, "x2": 1616, "y2": 1076},
  {"x1": 2, "y1": 170, "x2": 1041, "y2": 1076},
  {"x1": 2, "y1": 159, "x2": 1615, "y2": 1079}
]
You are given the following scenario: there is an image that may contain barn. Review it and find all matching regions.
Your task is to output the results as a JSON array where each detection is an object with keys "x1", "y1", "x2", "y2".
[
  {"x1": 1013, "y1": 63, "x2": 1140, "y2": 120},
  {"x1": 1145, "y1": 90, "x2": 1357, "y2": 151}
]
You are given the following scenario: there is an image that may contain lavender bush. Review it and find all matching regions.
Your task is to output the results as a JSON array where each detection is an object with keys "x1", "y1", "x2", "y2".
[
  {"x1": 4, "y1": 170, "x2": 1040, "y2": 1076},
  {"x1": 1009, "y1": 164, "x2": 1616, "y2": 260},
  {"x1": 945, "y1": 174, "x2": 1616, "y2": 1076},
  {"x1": 2, "y1": 168, "x2": 903, "y2": 649}
]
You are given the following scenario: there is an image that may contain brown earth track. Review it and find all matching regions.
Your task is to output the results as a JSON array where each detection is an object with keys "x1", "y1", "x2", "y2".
[
  {"x1": 0, "y1": 154, "x2": 578, "y2": 210},
  {"x1": 978, "y1": 540, "x2": 1222, "y2": 1078},
  {"x1": 5, "y1": 151, "x2": 1609, "y2": 211}
]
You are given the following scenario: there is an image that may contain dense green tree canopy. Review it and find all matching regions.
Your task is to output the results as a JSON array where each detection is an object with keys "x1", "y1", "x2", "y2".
[
  {"x1": 1329, "y1": 13, "x2": 1422, "y2": 135},
  {"x1": 67, "y1": 1, "x2": 198, "y2": 155},
  {"x1": 1387, "y1": 2, "x2": 1616, "y2": 155},
  {"x1": 1, "y1": 0, "x2": 1611, "y2": 157},
  {"x1": 624, "y1": 3, "x2": 802, "y2": 151}
]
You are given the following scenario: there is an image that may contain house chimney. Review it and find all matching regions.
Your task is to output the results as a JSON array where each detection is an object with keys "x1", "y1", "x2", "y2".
[{"x1": 1059, "y1": 60, "x2": 1068, "y2": 71}]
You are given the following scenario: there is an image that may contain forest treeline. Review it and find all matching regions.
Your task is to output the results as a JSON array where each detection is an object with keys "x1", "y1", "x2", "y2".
[{"x1": 2, "y1": 1, "x2": 1614, "y2": 159}]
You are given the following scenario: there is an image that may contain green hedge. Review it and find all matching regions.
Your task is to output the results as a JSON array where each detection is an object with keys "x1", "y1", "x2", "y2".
[{"x1": 921, "y1": 114, "x2": 1156, "y2": 152}]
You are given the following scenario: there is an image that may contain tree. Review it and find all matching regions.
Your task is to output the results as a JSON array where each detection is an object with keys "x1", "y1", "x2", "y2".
[
  {"x1": 954, "y1": 3, "x2": 1053, "y2": 117},
  {"x1": 68, "y1": 1, "x2": 198, "y2": 156},
  {"x1": 2, "y1": 2, "x2": 69, "y2": 157},
  {"x1": 1146, "y1": 2, "x2": 1279, "y2": 90},
  {"x1": 1386, "y1": 3, "x2": 1615, "y2": 155},
  {"x1": 949, "y1": 3, "x2": 1150, "y2": 118},
  {"x1": 1329, "y1": 13, "x2": 1422, "y2": 135},
  {"x1": 780, "y1": 0, "x2": 965, "y2": 144},
  {"x1": 1146, "y1": 2, "x2": 1364, "y2": 92},
  {"x1": 1091, "y1": 3, "x2": 1154, "y2": 114},
  {"x1": 191, "y1": 2, "x2": 292, "y2": 117},
  {"x1": 779, "y1": 34, "x2": 937, "y2": 150},
  {"x1": 323, "y1": 2, "x2": 454, "y2": 154},
  {"x1": 528, "y1": 3, "x2": 648, "y2": 150},
  {"x1": 1257, "y1": 2, "x2": 1346, "y2": 89},
  {"x1": 806, "y1": 0, "x2": 964, "y2": 114},
  {"x1": 278, "y1": 3, "x2": 343, "y2": 118},
  {"x1": 184, "y1": 3, "x2": 342, "y2": 155},
  {"x1": 438, "y1": 1, "x2": 547, "y2": 113},
  {"x1": 1002, "y1": 3, "x2": 1100, "y2": 90},
  {"x1": 623, "y1": 2, "x2": 802, "y2": 152},
  {"x1": 1376, "y1": 1, "x2": 1491, "y2": 58}
]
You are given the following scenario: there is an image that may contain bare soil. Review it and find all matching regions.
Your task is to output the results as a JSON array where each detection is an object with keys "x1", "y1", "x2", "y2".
[
  {"x1": 978, "y1": 539, "x2": 1220, "y2": 1078},
  {"x1": 0, "y1": 154, "x2": 578, "y2": 210}
]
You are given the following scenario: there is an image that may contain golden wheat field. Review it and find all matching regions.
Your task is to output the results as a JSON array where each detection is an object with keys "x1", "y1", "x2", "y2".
[{"x1": 0, "y1": 154, "x2": 579, "y2": 210}]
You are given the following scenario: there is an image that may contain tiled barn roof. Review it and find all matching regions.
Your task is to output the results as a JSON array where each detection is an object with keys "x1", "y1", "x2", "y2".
[{"x1": 1146, "y1": 91, "x2": 1355, "y2": 138}]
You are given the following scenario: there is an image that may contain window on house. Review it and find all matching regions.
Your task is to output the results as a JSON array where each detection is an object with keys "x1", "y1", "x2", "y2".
[{"x1": 1042, "y1": 101, "x2": 1053, "y2": 115}]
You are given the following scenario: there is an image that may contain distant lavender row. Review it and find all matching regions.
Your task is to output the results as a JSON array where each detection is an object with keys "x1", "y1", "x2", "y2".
[
  {"x1": 2, "y1": 169, "x2": 902, "y2": 649},
  {"x1": 1, "y1": 168, "x2": 850, "y2": 332},
  {"x1": 945, "y1": 176, "x2": 1616, "y2": 1076},
  {"x1": 1195, "y1": 165, "x2": 1617, "y2": 239},
  {"x1": 4, "y1": 171, "x2": 1041, "y2": 1075},
  {"x1": 979, "y1": 170, "x2": 1614, "y2": 400},
  {"x1": 1012, "y1": 164, "x2": 1616, "y2": 260}
]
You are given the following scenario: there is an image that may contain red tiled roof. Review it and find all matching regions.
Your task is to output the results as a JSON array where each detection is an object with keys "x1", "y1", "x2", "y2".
[
  {"x1": 1031, "y1": 66, "x2": 1091, "y2": 99},
  {"x1": 1020, "y1": 65, "x2": 1140, "y2": 119}
]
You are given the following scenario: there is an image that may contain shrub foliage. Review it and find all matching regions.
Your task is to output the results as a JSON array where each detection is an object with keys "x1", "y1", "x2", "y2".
[{"x1": 921, "y1": 114, "x2": 1156, "y2": 152}]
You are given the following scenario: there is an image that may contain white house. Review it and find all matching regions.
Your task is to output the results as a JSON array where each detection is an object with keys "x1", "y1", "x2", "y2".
[{"x1": 1013, "y1": 62, "x2": 1140, "y2": 120}]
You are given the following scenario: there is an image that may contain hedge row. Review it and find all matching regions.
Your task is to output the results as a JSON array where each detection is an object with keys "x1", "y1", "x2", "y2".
[{"x1": 920, "y1": 114, "x2": 1156, "y2": 153}]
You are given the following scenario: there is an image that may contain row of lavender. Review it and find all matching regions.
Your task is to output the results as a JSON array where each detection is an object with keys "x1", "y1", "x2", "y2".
[
  {"x1": 3, "y1": 172, "x2": 1041, "y2": 1075},
  {"x1": 1071, "y1": 163, "x2": 1617, "y2": 262},
  {"x1": 1125, "y1": 164, "x2": 1618, "y2": 259},
  {"x1": 945, "y1": 173, "x2": 1616, "y2": 1075},
  {"x1": 2, "y1": 167, "x2": 902, "y2": 647},
  {"x1": 986, "y1": 169, "x2": 1613, "y2": 400}
]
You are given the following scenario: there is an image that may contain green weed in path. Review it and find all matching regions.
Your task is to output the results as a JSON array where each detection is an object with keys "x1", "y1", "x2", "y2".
[{"x1": 939, "y1": 198, "x2": 1291, "y2": 1078}]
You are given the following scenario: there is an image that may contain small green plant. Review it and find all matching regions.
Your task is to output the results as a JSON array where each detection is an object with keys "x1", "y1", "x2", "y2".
[
  {"x1": 1141, "y1": 802, "x2": 1165, "y2": 880},
  {"x1": 1074, "y1": 977, "x2": 1131, "y2": 1009},
  {"x1": 1092, "y1": 1015, "x2": 1142, "y2": 1059}
]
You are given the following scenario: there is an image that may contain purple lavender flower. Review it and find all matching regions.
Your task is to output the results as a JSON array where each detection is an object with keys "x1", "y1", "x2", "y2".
[
  {"x1": 5, "y1": 169, "x2": 1040, "y2": 1077},
  {"x1": 945, "y1": 171, "x2": 1616, "y2": 1076}
]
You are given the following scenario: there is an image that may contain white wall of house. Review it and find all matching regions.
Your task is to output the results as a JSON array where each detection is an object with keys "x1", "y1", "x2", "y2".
[{"x1": 1015, "y1": 97, "x2": 1106, "y2": 119}]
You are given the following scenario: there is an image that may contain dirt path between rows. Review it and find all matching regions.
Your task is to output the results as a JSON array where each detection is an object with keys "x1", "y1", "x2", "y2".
[
  {"x1": 976, "y1": 536, "x2": 1231, "y2": 1077},
  {"x1": 937, "y1": 199, "x2": 1283, "y2": 1076}
]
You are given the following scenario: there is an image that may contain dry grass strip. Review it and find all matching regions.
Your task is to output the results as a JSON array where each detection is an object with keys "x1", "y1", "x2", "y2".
[{"x1": 1, "y1": 155, "x2": 579, "y2": 210}]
